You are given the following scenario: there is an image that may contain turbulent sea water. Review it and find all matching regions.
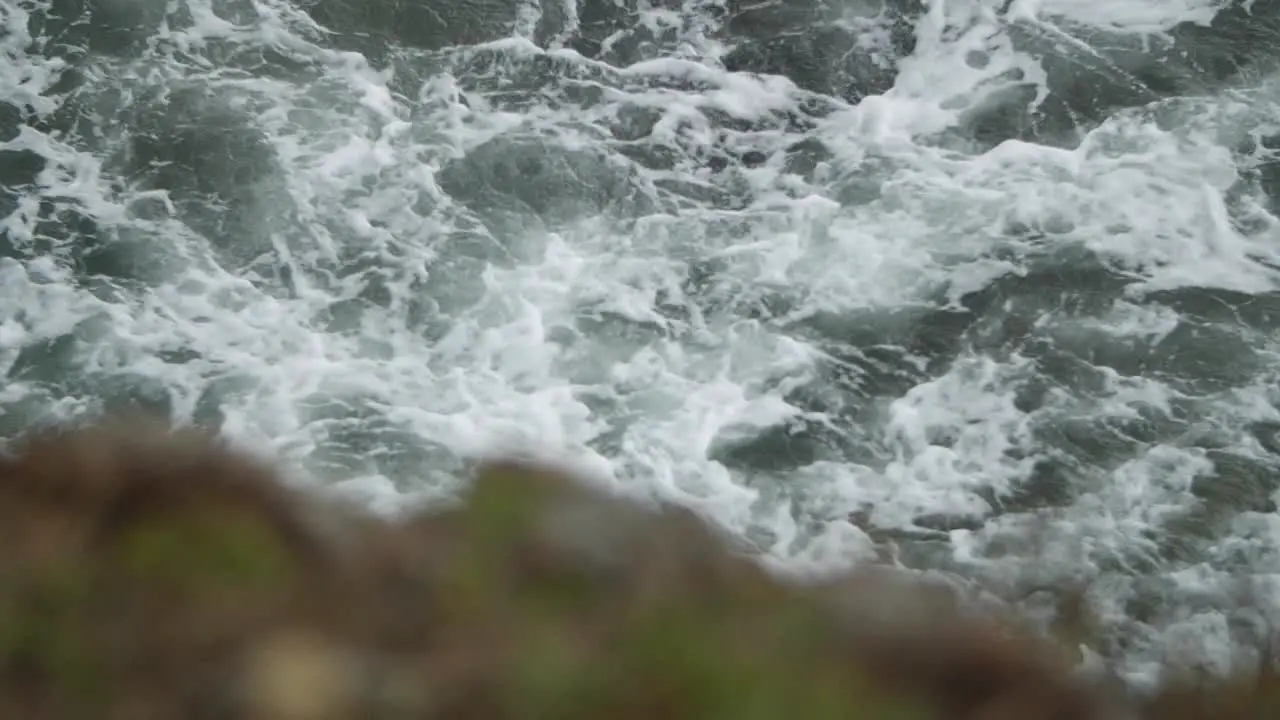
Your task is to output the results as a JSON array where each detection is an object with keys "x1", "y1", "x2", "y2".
[{"x1": 6, "y1": 0, "x2": 1280, "y2": 691}]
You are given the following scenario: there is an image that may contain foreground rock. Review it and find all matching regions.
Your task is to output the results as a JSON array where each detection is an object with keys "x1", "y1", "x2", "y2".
[{"x1": 0, "y1": 420, "x2": 1272, "y2": 718}]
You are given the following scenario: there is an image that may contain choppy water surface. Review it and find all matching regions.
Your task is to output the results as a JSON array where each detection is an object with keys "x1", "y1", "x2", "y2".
[{"x1": 6, "y1": 0, "x2": 1280, "y2": 690}]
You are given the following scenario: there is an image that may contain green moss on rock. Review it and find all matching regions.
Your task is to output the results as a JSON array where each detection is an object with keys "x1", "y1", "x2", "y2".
[{"x1": 109, "y1": 510, "x2": 296, "y2": 593}]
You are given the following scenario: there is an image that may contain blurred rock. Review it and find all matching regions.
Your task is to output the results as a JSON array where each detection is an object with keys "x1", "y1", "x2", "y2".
[{"x1": 0, "y1": 417, "x2": 1272, "y2": 718}]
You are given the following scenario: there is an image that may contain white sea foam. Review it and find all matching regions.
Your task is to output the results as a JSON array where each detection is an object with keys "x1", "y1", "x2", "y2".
[{"x1": 1012, "y1": 0, "x2": 1226, "y2": 32}]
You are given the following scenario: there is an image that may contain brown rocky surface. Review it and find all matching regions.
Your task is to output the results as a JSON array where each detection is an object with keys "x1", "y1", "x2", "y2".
[{"x1": 0, "y1": 418, "x2": 1273, "y2": 718}]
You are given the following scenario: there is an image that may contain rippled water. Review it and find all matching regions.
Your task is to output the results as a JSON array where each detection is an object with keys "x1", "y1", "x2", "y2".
[{"x1": 5, "y1": 0, "x2": 1280, "y2": 691}]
